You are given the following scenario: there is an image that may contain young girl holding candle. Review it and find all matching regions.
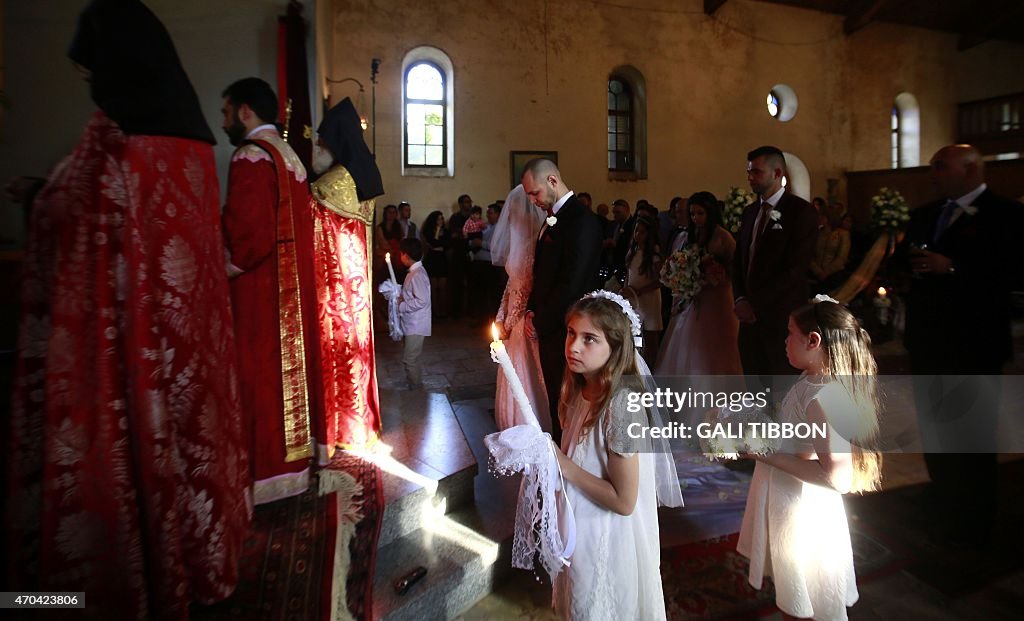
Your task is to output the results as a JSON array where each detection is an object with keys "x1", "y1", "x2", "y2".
[
  {"x1": 550, "y1": 292, "x2": 682, "y2": 621},
  {"x1": 738, "y1": 297, "x2": 882, "y2": 621}
]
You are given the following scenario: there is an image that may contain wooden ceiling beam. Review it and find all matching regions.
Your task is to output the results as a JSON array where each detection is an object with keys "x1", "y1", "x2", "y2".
[
  {"x1": 843, "y1": 0, "x2": 889, "y2": 36},
  {"x1": 955, "y1": 1, "x2": 1024, "y2": 51},
  {"x1": 704, "y1": 0, "x2": 727, "y2": 16}
]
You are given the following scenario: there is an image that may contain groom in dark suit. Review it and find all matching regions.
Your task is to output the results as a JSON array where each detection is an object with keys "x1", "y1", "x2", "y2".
[
  {"x1": 733, "y1": 146, "x2": 817, "y2": 376},
  {"x1": 902, "y1": 143, "x2": 1021, "y2": 547},
  {"x1": 523, "y1": 158, "x2": 604, "y2": 442}
]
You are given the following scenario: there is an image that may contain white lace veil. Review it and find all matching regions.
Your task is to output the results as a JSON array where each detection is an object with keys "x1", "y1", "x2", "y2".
[
  {"x1": 490, "y1": 184, "x2": 544, "y2": 278},
  {"x1": 634, "y1": 353, "x2": 685, "y2": 507},
  {"x1": 582, "y1": 290, "x2": 684, "y2": 508}
]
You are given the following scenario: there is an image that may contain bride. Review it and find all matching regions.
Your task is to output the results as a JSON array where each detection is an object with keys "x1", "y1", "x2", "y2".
[
  {"x1": 656, "y1": 191, "x2": 742, "y2": 376},
  {"x1": 490, "y1": 185, "x2": 551, "y2": 431}
]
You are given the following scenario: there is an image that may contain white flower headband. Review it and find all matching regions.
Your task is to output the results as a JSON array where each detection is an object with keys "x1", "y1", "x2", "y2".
[
  {"x1": 813, "y1": 294, "x2": 839, "y2": 305},
  {"x1": 584, "y1": 289, "x2": 643, "y2": 347}
]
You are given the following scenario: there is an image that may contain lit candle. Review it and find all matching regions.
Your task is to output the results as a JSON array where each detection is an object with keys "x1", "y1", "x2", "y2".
[
  {"x1": 490, "y1": 323, "x2": 539, "y2": 428},
  {"x1": 385, "y1": 252, "x2": 398, "y2": 285},
  {"x1": 874, "y1": 286, "x2": 892, "y2": 325}
]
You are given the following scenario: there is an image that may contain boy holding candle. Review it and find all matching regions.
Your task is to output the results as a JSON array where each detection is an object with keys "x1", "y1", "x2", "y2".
[{"x1": 398, "y1": 238, "x2": 431, "y2": 389}]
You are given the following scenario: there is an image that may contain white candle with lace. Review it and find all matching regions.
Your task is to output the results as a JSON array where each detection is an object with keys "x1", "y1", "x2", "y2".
[
  {"x1": 384, "y1": 252, "x2": 398, "y2": 285},
  {"x1": 489, "y1": 323, "x2": 539, "y2": 428}
]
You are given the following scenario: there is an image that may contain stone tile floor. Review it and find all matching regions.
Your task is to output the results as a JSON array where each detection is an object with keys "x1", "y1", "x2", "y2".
[{"x1": 375, "y1": 319, "x2": 1024, "y2": 620}]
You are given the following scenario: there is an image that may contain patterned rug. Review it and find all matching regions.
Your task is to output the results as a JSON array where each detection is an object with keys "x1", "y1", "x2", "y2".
[
  {"x1": 192, "y1": 451, "x2": 382, "y2": 621},
  {"x1": 661, "y1": 514, "x2": 905, "y2": 620}
]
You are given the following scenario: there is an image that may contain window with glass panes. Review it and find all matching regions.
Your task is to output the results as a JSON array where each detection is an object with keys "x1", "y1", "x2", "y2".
[
  {"x1": 608, "y1": 78, "x2": 633, "y2": 171},
  {"x1": 405, "y1": 62, "x2": 446, "y2": 167},
  {"x1": 891, "y1": 106, "x2": 900, "y2": 169}
]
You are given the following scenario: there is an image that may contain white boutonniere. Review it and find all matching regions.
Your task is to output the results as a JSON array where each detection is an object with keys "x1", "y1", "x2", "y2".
[
  {"x1": 768, "y1": 209, "x2": 781, "y2": 222},
  {"x1": 546, "y1": 215, "x2": 557, "y2": 227}
]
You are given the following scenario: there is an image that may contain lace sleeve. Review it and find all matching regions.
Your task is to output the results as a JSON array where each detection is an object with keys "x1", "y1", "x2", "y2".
[{"x1": 604, "y1": 388, "x2": 646, "y2": 457}]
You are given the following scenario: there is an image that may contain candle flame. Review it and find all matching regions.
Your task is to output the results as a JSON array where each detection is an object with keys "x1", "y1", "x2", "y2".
[
  {"x1": 491, "y1": 322, "x2": 500, "y2": 342},
  {"x1": 877, "y1": 286, "x2": 887, "y2": 297},
  {"x1": 385, "y1": 252, "x2": 390, "y2": 262}
]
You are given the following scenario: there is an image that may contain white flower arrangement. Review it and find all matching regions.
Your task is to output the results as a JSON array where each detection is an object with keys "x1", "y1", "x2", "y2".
[
  {"x1": 722, "y1": 187, "x2": 755, "y2": 234},
  {"x1": 870, "y1": 186, "x2": 911, "y2": 232},
  {"x1": 700, "y1": 403, "x2": 778, "y2": 461}
]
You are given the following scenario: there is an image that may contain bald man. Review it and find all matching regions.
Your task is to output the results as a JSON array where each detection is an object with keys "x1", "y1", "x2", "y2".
[
  {"x1": 522, "y1": 158, "x2": 604, "y2": 441},
  {"x1": 903, "y1": 143, "x2": 1022, "y2": 548}
]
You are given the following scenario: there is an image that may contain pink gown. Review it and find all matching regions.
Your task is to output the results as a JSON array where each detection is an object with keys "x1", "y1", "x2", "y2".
[{"x1": 656, "y1": 227, "x2": 742, "y2": 376}]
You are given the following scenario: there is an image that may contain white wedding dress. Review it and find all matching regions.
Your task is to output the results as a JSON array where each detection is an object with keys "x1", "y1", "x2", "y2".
[{"x1": 491, "y1": 185, "x2": 551, "y2": 431}]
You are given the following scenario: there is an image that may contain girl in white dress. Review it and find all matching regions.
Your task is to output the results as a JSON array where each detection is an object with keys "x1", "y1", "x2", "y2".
[
  {"x1": 550, "y1": 292, "x2": 683, "y2": 621},
  {"x1": 738, "y1": 297, "x2": 882, "y2": 621},
  {"x1": 622, "y1": 215, "x2": 663, "y2": 368}
]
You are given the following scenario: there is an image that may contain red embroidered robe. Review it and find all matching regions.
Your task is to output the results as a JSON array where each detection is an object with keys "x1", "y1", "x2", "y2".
[
  {"x1": 310, "y1": 165, "x2": 382, "y2": 455},
  {"x1": 8, "y1": 112, "x2": 250, "y2": 619},
  {"x1": 222, "y1": 128, "x2": 323, "y2": 505}
]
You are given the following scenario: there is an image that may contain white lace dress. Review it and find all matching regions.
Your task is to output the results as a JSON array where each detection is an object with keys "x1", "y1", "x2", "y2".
[
  {"x1": 492, "y1": 185, "x2": 550, "y2": 431},
  {"x1": 552, "y1": 389, "x2": 667, "y2": 620},
  {"x1": 737, "y1": 377, "x2": 859, "y2": 621}
]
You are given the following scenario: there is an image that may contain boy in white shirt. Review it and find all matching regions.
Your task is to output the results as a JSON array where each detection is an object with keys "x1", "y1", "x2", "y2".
[{"x1": 398, "y1": 238, "x2": 431, "y2": 389}]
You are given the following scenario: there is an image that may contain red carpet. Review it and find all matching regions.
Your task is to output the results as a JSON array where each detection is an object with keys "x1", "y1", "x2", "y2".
[{"x1": 192, "y1": 451, "x2": 382, "y2": 621}]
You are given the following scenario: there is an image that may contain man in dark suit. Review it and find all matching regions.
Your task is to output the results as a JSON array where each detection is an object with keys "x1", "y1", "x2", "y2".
[
  {"x1": 733, "y1": 145, "x2": 817, "y2": 376},
  {"x1": 903, "y1": 143, "x2": 1021, "y2": 547},
  {"x1": 608, "y1": 199, "x2": 636, "y2": 277},
  {"x1": 523, "y1": 158, "x2": 604, "y2": 442}
]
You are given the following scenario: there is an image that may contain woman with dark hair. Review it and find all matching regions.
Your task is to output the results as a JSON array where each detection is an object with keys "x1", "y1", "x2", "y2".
[
  {"x1": 421, "y1": 210, "x2": 450, "y2": 318},
  {"x1": 8, "y1": 0, "x2": 248, "y2": 616},
  {"x1": 375, "y1": 204, "x2": 403, "y2": 263},
  {"x1": 623, "y1": 215, "x2": 663, "y2": 365},
  {"x1": 656, "y1": 191, "x2": 742, "y2": 375}
]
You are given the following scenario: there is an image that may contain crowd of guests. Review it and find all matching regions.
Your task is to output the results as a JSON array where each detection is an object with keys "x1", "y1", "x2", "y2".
[
  {"x1": 374, "y1": 194, "x2": 508, "y2": 322},
  {"x1": 381, "y1": 179, "x2": 855, "y2": 376}
]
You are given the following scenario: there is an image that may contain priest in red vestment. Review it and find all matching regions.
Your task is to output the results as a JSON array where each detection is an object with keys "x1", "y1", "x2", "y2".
[
  {"x1": 309, "y1": 98, "x2": 385, "y2": 457},
  {"x1": 220, "y1": 77, "x2": 323, "y2": 505},
  {"x1": 8, "y1": 1, "x2": 250, "y2": 618}
]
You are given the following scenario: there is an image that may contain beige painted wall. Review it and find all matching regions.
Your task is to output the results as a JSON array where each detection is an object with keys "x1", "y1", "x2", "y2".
[
  {"x1": 326, "y1": 0, "x2": 1024, "y2": 224},
  {"x1": 3, "y1": 0, "x2": 1022, "y2": 246}
]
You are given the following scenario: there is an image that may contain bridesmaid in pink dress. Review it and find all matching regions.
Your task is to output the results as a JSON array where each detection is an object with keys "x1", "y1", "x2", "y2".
[{"x1": 656, "y1": 191, "x2": 743, "y2": 376}]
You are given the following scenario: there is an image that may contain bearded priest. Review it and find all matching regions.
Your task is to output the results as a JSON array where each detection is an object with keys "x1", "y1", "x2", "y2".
[{"x1": 221, "y1": 77, "x2": 323, "y2": 505}]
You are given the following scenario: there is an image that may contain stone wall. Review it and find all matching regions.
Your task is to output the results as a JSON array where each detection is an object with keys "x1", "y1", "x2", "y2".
[{"x1": 324, "y1": 0, "x2": 1024, "y2": 221}]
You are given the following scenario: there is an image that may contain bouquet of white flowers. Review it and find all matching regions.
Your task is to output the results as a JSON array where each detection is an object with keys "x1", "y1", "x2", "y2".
[
  {"x1": 723, "y1": 187, "x2": 755, "y2": 234},
  {"x1": 870, "y1": 186, "x2": 910, "y2": 232},
  {"x1": 659, "y1": 245, "x2": 704, "y2": 312},
  {"x1": 700, "y1": 403, "x2": 777, "y2": 461}
]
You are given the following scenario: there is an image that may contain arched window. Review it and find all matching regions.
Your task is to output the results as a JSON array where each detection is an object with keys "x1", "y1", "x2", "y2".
[
  {"x1": 607, "y1": 66, "x2": 647, "y2": 180},
  {"x1": 782, "y1": 151, "x2": 811, "y2": 202},
  {"x1": 891, "y1": 106, "x2": 900, "y2": 169},
  {"x1": 607, "y1": 78, "x2": 632, "y2": 171},
  {"x1": 405, "y1": 62, "x2": 445, "y2": 167},
  {"x1": 892, "y1": 92, "x2": 920, "y2": 168},
  {"x1": 402, "y1": 47, "x2": 454, "y2": 177}
]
